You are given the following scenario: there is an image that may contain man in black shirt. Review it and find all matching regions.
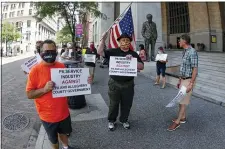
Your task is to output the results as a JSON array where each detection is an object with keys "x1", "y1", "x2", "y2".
[{"x1": 98, "y1": 32, "x2": 144, "y2": 131}]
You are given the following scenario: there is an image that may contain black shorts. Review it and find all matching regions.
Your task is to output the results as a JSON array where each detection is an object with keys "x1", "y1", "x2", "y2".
[
  {"x1": 157, "y1": 67, "x2": 166, "y2": 77},
  {"x1": 41, "y1": 115, "x2": 72, "y2": 144}
]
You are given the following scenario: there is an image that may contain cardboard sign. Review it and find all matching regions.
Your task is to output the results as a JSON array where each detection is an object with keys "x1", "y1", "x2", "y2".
[
  {"x1": 51, "y1": 68, "x2": 91, "y2": 98},
  {"x1": 109, "y1": 56, "x2": 137, "y2": 77},
  {"x1": 155, "y1": 54, "x2": 168, "y2": 61},
  {"x1": 21, "y1": 54, "x2": 42, "y2": 73},
  {"x1": 84, "y1": 54, "x2": 96, "y2": 63}
]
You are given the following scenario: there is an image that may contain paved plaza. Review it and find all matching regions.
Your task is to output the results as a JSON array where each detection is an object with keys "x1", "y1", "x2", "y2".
[{"x1": 1, "y1": 57, "x2": 225, "y2": 149}]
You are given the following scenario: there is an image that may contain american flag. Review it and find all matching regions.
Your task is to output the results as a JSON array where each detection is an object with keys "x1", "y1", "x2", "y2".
[{"x1": 108, "y1": 7, "x2": 136, "y2": 51}]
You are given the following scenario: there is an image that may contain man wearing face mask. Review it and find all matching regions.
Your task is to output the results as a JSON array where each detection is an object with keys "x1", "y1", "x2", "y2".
[
  {"x1": 98, "y1": 32, "x2": 144, "y2": 131},
  {"x1": 26, "y1": 40, "x2": 92, "y2": 149}
]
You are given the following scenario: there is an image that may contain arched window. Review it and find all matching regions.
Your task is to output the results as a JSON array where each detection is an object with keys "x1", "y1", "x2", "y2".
[{"x1": 167, "y1": 2, "x2": 190, "y2": 34}]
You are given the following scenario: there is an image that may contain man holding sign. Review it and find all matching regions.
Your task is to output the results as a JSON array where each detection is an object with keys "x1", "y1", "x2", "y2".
[
  {"x1": 98, "y1": 32, "x2": 144, "y2": 131},
  {"x1": 26, "y1": 39, "x2": 92, "y2": 149}
]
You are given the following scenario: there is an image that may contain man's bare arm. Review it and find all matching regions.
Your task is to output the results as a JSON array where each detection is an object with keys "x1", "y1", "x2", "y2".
[
  {"x1": 26, "y1": 88, "x2": 46, "y2": 99},
  {"x1": 190, "y1": 67, "x2": 198, "y2": 83},
  {"x1": 97, "y1": 39, "x2": 105, "y2": 56},
  {"x1": 26, "y1": 81, "x2": 54, "y2": 99},
  {"x1": 97, "y1": 32, "x2": 108, "y2": 56}
]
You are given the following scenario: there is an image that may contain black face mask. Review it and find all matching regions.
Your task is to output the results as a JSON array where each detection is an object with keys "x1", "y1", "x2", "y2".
[{"x1": 41, "y1": 50, "x2": 57, "y2": 63}]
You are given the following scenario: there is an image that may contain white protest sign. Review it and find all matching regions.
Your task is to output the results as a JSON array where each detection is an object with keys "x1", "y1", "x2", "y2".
[
  {"x1": 51, "y1": 68, "x2": 91, "y2": 98},
  {"x1": 155, "y1": 54, "x2": 168, "y2": 61},
  {"x1": 84, "y1": 54, "x2": 96, "y2": 63},
  {"x1": 166, "y1": 86, "x2": 187, "y2": 107},
  {"x1": 109, "y1": 56, "x2": 137, "y2": 77},
  {"x1": 21, "y1": 54, "x2": 42, "y2": 73}
]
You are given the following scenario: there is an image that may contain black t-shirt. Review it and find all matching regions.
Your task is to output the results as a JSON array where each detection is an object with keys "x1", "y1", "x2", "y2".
[
  {"x1": 85, "y1": 48, "x2": 98, "y2": 67},
  {"x1": 156, "y1": 61, "x2": 166, "y2": 68},
  {"x1": 105, "y1": 48, "x2": 144, "y2": 82}
]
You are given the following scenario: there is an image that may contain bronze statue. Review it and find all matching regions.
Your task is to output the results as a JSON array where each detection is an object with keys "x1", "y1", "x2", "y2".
[{"x1": 141, "y1": 14, "x2": 158, "y2": 61}]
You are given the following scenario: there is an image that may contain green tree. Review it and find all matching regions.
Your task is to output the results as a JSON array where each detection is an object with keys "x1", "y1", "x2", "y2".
[
  {"x1": 2, "y1": 21, "x2": 21, "y2": 55},
  {"x1": 35, "y1": 2, "x2": 106, "y2": 47},
  {"x1": 56, "y1": 25, "x2": 72, "y2": 44}
]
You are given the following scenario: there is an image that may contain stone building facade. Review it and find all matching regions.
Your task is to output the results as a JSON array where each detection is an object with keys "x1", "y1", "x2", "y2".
[
  {"x1": 161, "y1": 2, "x2": 225, "y2": 52},
  {"x1": 89, "y1": 2, "x2": 224, "y2": 52}
]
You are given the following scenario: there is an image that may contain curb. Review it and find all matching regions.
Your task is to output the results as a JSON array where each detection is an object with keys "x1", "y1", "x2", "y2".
[
  {"x1": 139, "y1": 72, "x2": 225, "y2": 107},
  {"x1": 35, "y1": 125, "x2": 46, "y2": 149}
]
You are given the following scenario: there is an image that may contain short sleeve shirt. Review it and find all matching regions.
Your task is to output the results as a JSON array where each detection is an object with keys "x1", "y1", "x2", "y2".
[
  {"x1": 26, "y1": 61, "x2": 69, "y2": 123},
  {"x1": 105, "y1": 48, "x2": 144, "y2": 82},
  {"x1": 180, "y1": 46, "x2": 198, "y2": 77}
]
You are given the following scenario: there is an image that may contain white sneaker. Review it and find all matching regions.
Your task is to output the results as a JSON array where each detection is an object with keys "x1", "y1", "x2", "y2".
[
  {"x1": 108, "y1": 122, "x2": 115, "y2": 131},
  {"x1": 120, "y1": 122, "x2": 130, "y2": 129}
]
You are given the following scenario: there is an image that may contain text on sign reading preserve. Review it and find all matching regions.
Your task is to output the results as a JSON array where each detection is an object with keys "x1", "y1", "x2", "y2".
[{"x1": 51, "y1": 68, "x2": 91, "y2": 98}]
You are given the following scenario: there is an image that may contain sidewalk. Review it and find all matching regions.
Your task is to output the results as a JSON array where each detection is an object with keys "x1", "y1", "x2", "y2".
[
  {"x1": 35, "y1": 64, "x2": 225, "y2": 149},
  {"x1": 1, "y1": 51, "x2": 34, "y2": 65}
]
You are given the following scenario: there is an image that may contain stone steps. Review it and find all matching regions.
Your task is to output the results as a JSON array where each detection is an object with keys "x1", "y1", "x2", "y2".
[
  {"x1": 194, "y1": 88, "x2": 225, "y2": 104},
  {"x1": 195, "y1": 83, "x2": 225, "y2": 97},
  {"x1": 196, "y1": 77, "x2": 225, "y2": 90},
  {"x1": 163, "y1": 50, "x2": 225, "y2": 104}
]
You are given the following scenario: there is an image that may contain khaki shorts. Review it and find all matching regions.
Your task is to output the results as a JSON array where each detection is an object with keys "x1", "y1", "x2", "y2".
[
  {"x1": 179, "y1": 79, "x2": 195, "y2": 105},
  {"x1": 84, "y1": 65, "x2": 95, "y2": 76}
]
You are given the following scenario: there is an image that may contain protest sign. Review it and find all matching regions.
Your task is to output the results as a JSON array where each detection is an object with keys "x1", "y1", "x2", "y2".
[
  {"x1": 84, "y1": 54, "x2": 96, "y2": 63},
  {"x1": 21, "y1": 54, "x2": 42, "y2": 73},
  {"x1": 109, "y1": 56, "x2": 137, "y2": 77},
  {"x1": 51, "y1": 68, "x2": 91, "y2": 98},
  {"x1": 166, "y1": 86, "x2": 187, "y2": 107},
  {"x1": 155, "y1": 54, "x2": 168, "y2": 61}
]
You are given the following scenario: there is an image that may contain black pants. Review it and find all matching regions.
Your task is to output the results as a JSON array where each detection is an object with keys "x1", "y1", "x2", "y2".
[
  {"x1": 41, "y1": 115, "x2": 72, "y2": 144},
  {"x1": 108, "y1": 78, "x2": 134, "y2": 123}
]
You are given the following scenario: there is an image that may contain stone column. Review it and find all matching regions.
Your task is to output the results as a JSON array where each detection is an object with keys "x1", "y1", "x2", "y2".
[
  {"x1": 207, "y1": 2, "x2": 223, "y2": 52},
  {"x1": 98, "y1": 2, "x2": 115, "y2": 46},
  {"x1": 189, "y1": 2, "x2": 211, "y2": 51}
]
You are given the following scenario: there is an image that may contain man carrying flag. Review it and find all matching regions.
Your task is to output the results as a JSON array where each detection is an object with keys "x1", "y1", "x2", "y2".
[{"x1": 97, "y1": 6, "x2": 144, "y2": 131}]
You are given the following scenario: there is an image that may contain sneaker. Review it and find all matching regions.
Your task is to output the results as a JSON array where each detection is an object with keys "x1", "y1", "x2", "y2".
[
  {"x1": 154, "y1": 82, "x2": 159, "y2": 85},
  {"x1": 172, "y1": 118, "x2": 186, "y2": 124},
  {"x1": 161, "y1": 84, "x2": 166, "y2": 89},
  {"x1": 167, "y1": 122, "x2": 180, "y2": 131},
  {"x1": 120, "y1": 121, "x2": 130, "y2": 129},
  {"x1": 108, "y1": 122, "x2": 115, "y2": 131}
]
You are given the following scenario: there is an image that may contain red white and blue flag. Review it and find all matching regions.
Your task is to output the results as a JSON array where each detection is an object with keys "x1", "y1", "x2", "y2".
[{"x1": 108, "y1": 7, "x2": 136, "y2": 51}]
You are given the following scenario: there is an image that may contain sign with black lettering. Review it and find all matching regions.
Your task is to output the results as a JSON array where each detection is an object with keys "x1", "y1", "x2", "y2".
[
  {"x1": 21, "y1": 54, "x2": 42, "y2": 73},
  {"x1": 51, "y1": 68, "x2": 91, "y2": 98},
  {"x1": 109, "y1": 56, "x2": 137, "y2": 77},
  {"x1": 84, "y1": 54, "x2": 96, "y2": 63}
]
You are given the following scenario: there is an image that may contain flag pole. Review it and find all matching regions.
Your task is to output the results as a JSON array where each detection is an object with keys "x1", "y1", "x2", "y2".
[{"x1": 100, "y1": 2, "x2": 133, "y2": 41}]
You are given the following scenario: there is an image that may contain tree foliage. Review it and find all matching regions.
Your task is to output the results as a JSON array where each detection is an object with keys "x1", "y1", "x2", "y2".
[
  {"x1": 56, "y1": 25, "x2": 72, "y2": 44},
  {"x1": 2, "y1": 21, "x2": 21, "y2": 42},
  {"x1": 35, "y1": 2, "x2": 106, "y2": 46}
]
